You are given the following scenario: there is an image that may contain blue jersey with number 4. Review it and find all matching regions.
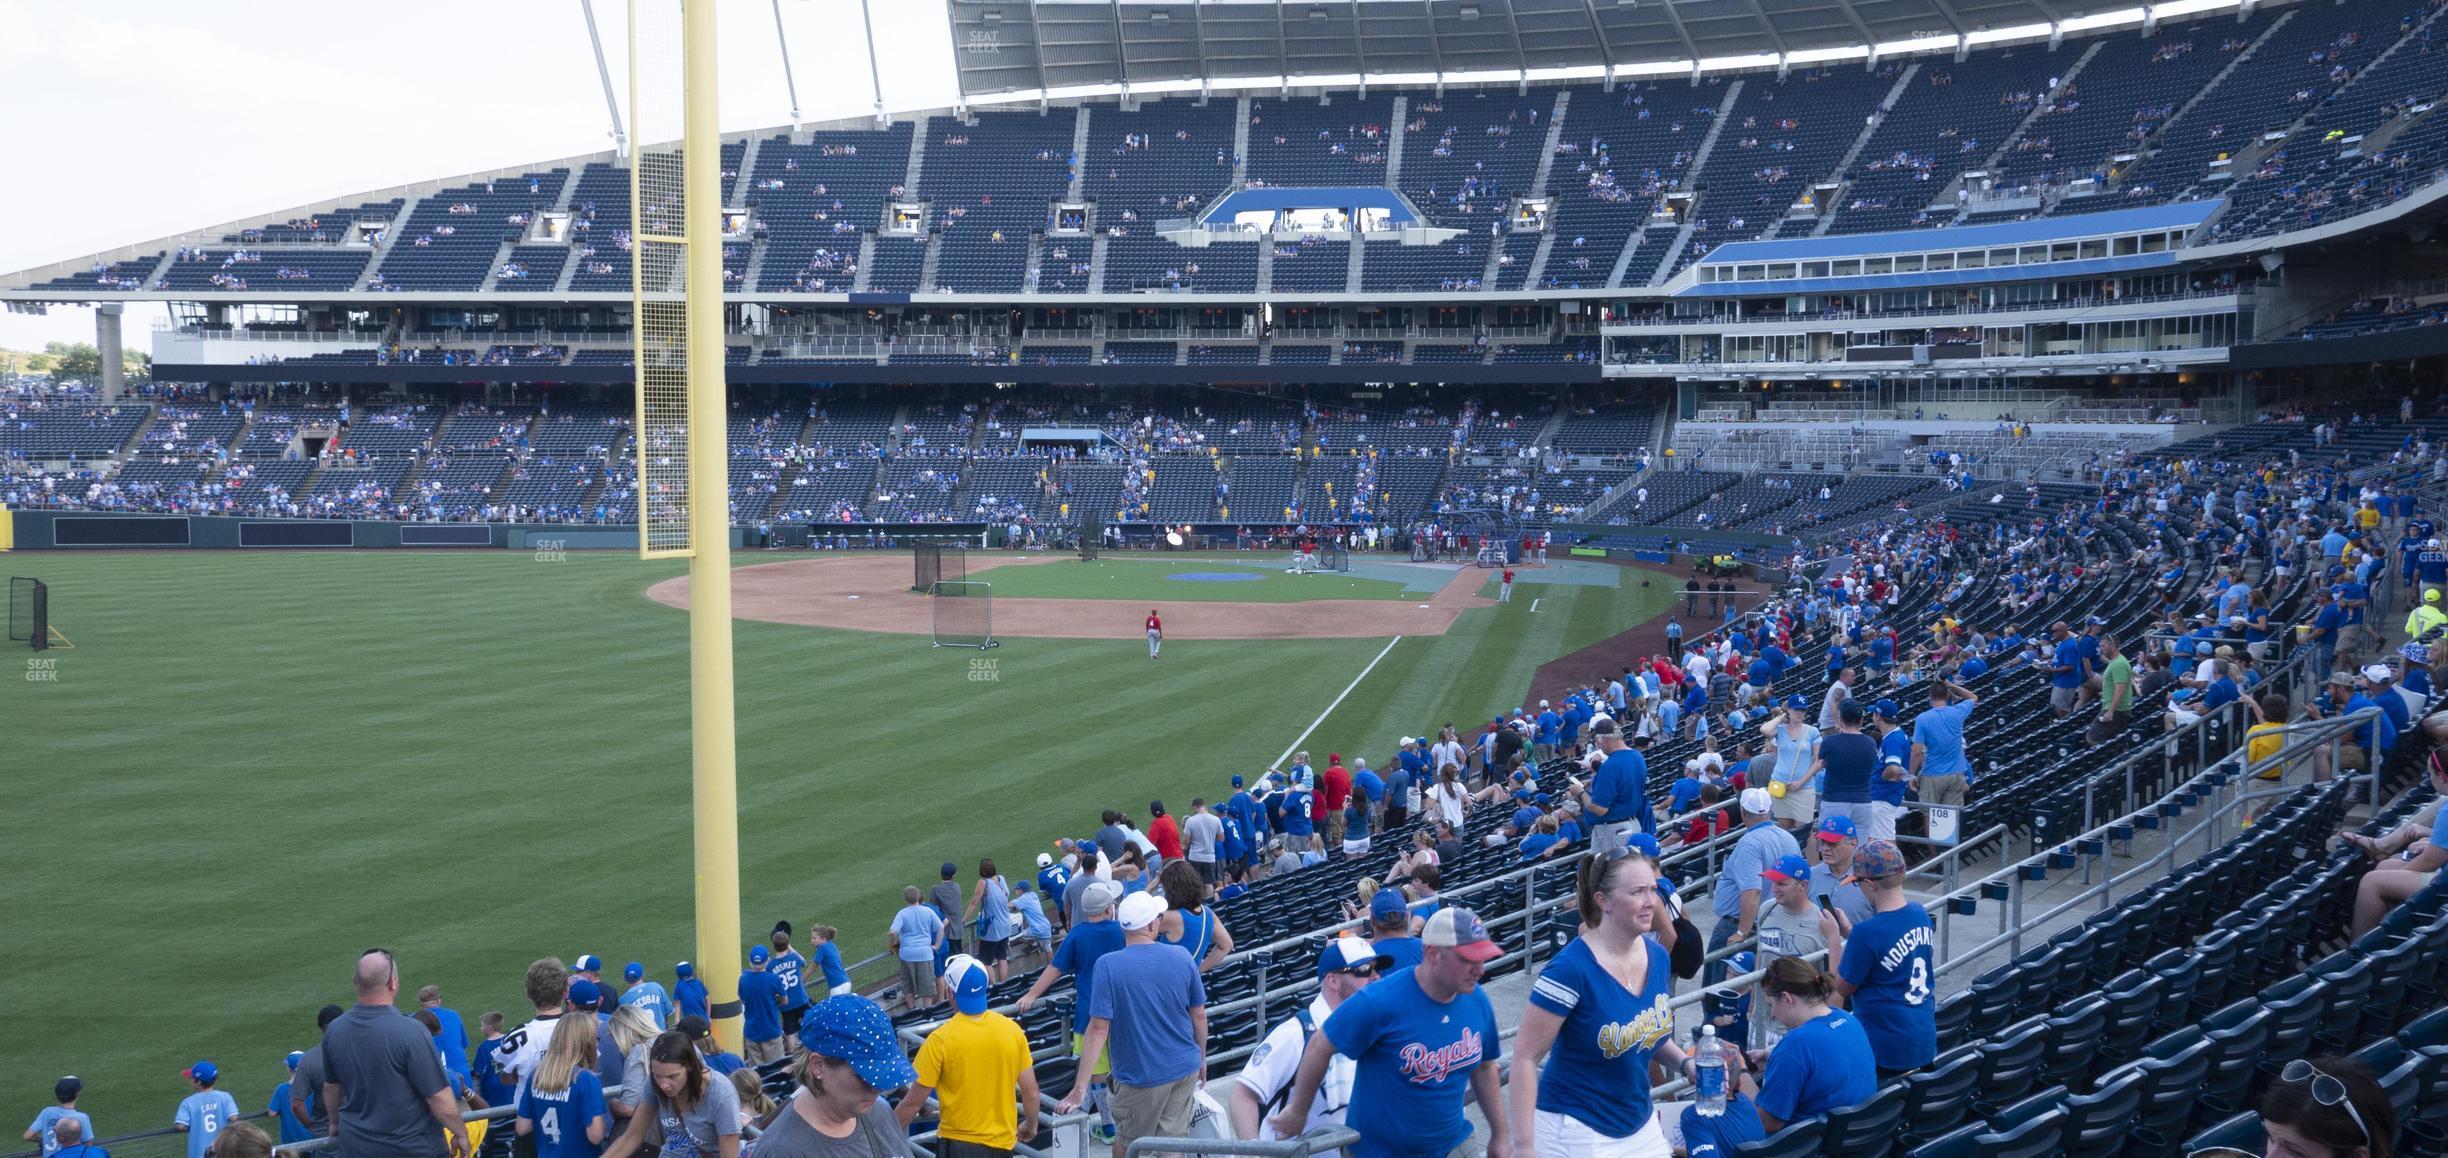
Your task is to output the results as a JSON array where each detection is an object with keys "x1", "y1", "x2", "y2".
[
  {"x1": 517, "y1": 1069, "x2": 609, "y2": 1158},
  {"x1": 1837, "y1": 903, "x2": 1937, "y2": 1070}
]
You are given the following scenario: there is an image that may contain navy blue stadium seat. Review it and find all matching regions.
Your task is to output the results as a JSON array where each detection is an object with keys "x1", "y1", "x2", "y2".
[
  {"x1": 1969, "y1": 1017, "x2": 2050, "y2": 1118},
  {"x1": 2038, "y1": 992, "x2": 2110, "y2": 1090},
  {"x1": 1732, "y1": 1115, "x2": 1823, "y2": 1157},
  {"x1": 2113, "y1": 1031, "x2": 2214, "y2": 1157},
  {"x1": 1896, "y1": 1045, "x2": 1981, "y2": 1146},
  {"x1": 2057, "y1": 1066, "x2": 2146, "y2": 1158},
  {"x1": 1814, "y1": 1082, "x2": 1905, "y2": 1156}
]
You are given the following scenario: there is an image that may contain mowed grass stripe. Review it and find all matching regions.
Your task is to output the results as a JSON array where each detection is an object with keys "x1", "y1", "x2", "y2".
[{"x1": 0, "y1": 553, "x2": 1667, "y2": 1132}]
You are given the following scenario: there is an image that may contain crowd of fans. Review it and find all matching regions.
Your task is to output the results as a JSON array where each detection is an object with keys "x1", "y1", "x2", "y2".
[{"x1": 17, "y1": 397, "x2": 2448, "y2": 1157}]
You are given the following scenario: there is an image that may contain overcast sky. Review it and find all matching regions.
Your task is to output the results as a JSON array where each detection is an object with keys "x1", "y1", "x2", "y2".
[{"x1": 0, "y1": 0, "x2": 961, "y2": 352}]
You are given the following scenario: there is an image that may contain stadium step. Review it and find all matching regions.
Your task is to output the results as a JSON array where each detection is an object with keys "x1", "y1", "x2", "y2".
[
  {"x1": 1023, "y1": 232, "x2": 1045, "y2": 292},
  {"x1": 1527, "y1": 88, "x2": 1569, "y2": 197},
  {"x1": 1815, "y1": 62, "x2": 1923, "y2": 237},
  {"x1": 1231, "y1": 96, "x2": 1251, "y2": 184},
  {"x1": 1519, "y1": 230, "x2": 1557, "y2": 289},
  {"x1": 1254, "y1": 233, "x2": 1274, "y2": 294},
  {"x1": 730, "y1": 135, "x2": 763, "y2": 208},
  {"x1": 1085, "y1": 233, "x2": 1108, "y2": 293},
  {"x1": 1343, "y1": 233, "x2": 1366, "y2": 293},
  {"x1": 1066, "y1": 104, "x2": 1090, "y2": 201},
  {"x1": 1383, "y1": 95, "x2": 1409, "y2": 187},
  {"x1": 353, "y1": 194, "x2": 422, "y2": 291},
  {"x1": 2131, "y1": 8, "x2": 2294, "y2": 196},
  {"x1": 901, "y1": 114, "x2": 931, "y2": 197},
  {"x1": 850, "y1": 234, "x2": 876, "y2": 292},
  {"x1": 1604, "y1": 224, "x2": 1651, "y2": 288},
  {"x1": 1939, "y1": 45, "x2": 2102, "y2": 227},
  {"x1": 475, "y1": 239, "x2": 518, "y2": 293},
  {"x1": 918, "y1": 232, "x2": 944, "y2": 292},
  {"x1": 1650, "y1": 79, "x2": 1745, "y2": 284}
]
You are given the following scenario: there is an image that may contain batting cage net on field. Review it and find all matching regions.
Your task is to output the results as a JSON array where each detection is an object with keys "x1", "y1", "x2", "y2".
[
  {"x1": 8, "y1": 577, "x2": 46, "y2": 652},
  {"x1": 930, "y1": 580, "x2": 998, "y2": 649},
  {"x1": 1079, "y1": 517, "x2": 1101, "y2": 562},
  {"x1": 1286, "y1": 540, "x2": 1350, "y2": 574},
  {"x1": 912, "y1": 541, "x2": 969, "y2": 592}
]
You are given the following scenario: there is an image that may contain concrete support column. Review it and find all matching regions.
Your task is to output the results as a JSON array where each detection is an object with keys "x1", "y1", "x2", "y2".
[{"x1": 97, "y1": 303, "x2": 125, "y2": 402}]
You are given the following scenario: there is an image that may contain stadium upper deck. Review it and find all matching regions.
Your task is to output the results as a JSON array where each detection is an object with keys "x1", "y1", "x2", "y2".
[{"x1": 14, "y1": 0, "x2": 2448, "y2": 386}]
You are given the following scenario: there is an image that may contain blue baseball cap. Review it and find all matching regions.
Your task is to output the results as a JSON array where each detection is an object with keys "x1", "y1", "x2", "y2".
[
  {"x1": 1370, "y1": 889, "x2": 1409, "y2": 919},
  {"x1": 748, "y1": 944, "x2": 770, "y2": 965},
  {"x1": 1817, "y1": 815, "x2": 1859, "y2": 842},
  {"x1": 1231, "y1": 774, "x2": 1244, "y2": 787},
  {"x1": 1870, "y1": 698, "x2": 1900, "y2": 721},
  {"x1": 573, "y1": 954, "x2": 602, "y2": 974},
  {"x1": 285, "y1": 1051, "x2": 303, "y2": 1071},
  {"x1": 1727, "y1": 950, "x2": 1757, "y2": 974},
  {"x1": 623, "y1": 962, "x2": 644, "y2": 982},
  {"x1": 183, "y1": 1061, "x2": 218, "y2": 1085},
  {"x1": 1316, "y1": 936, "x2": 1396, "y2": 981},
  {"x1": 567, "y1": 979, "x2": 603, "y2": 1010},
  {"x1": 1784, "y1": 694, "x2": 1810, "y2": 710},
  {"x1": 1625, "y1": 832, "x2": 1662, "y2": 859},
  {"x1": 942, "y1": 954, "x2": 993, "y2": 1016},
  {"x1": 675, "y1": 961, "x2": 694, "y2": 979},
  {"x1": 797, "y1": 996, "x2": 916, "y2": 1091},
  {"x1": 1761, "y1": 853, "x2": 1812, "y2": 883}
]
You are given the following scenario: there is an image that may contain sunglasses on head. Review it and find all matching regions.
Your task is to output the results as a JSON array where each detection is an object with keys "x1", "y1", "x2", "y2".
[{"x1": 2280, "y1": 1059, "x2": 2369, "y2": 1147}]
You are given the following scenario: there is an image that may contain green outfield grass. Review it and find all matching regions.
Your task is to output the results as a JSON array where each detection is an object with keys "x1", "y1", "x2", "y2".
[
  {"x1": 1, "y1": 550, "x2": 1676, "y2": 1136},
  {"x1": 963, "y1": 555, "x2": 1415, "y2": 602}
]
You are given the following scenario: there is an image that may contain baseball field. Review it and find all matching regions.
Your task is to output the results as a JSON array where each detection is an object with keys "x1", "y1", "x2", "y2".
[{"x1": 2, "y1": 547, "x2": 1677, "y2": 1135}]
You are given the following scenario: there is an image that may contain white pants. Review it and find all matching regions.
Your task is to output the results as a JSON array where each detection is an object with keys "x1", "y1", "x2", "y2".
[
  {"x1": 1149, "y1": 629, "x2": 1161, "y2": 657},
  {"x1": 828, "y1": 982, "x2": 854, "y2": 997},
  {"x1": 1535, "y1": 1109, "x2": 1672, "y2": 1157}
]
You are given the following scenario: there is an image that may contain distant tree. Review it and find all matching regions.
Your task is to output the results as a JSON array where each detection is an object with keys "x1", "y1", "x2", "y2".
[
  {"x1": 41, "y1": 341, "x2": 148, "y2": 381},
  {"x1": 45, "y1": 341, "x2": 101, "y2": 380}
]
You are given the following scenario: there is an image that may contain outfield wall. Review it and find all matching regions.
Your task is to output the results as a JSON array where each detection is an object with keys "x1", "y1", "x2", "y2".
[{"x1": 0, "y1": 510, "x2": 724, "y2": 551}]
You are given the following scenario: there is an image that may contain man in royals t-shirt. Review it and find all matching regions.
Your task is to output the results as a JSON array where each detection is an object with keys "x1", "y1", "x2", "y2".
[{"x1": 1268, "y1": 908, "x2": 1509, "y2": 1158}]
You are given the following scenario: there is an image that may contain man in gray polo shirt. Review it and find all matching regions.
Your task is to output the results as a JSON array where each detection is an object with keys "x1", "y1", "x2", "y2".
[{"x1": 321, "y1": 950, "x2": 468, "y2": 1158}]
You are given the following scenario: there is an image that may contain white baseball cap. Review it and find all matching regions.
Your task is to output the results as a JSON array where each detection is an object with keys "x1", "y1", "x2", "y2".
[
  {"x1": 1117, "y1": 891, "x2": 1169, "y2": 931},
  {"x1": 1740, "y1": 787, "x2": 1775, "y2": 815}
]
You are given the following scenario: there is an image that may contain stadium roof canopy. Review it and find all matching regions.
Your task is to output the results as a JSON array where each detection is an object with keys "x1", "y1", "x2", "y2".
[{"x1": 945, "y1": 0, "x2": 2227, "y2": 100}]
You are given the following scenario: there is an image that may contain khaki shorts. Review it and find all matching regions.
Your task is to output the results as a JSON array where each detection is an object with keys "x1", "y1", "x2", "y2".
[
  {"x1": 899, "y1": 958, "x2": 939, "y2": 1001},
  {"x1": 1918, "y1": 773, "x2": 1968, "y2": 807},
  {"x1": 1109, "y1": 1073, "x2": 1197, "y2": 1144},
  {"x1": 744, "y1": 1036, "x2": 788, "y2": 1066}
]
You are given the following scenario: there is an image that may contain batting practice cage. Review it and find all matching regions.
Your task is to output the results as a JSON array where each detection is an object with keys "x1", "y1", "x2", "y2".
[
  {"x1": 1320, "y1": 541, "x2": 1350, "y2": 572},
  {"x1": 930, "y1": 580, "x2": 999, "y2": 649},
  {"x1": 8, "y1": 577, "x2": 45, "y2": 652},
  {"x1": 912, "y1": 541, "x2": 969, "y2": 592},
  {"x1": 1079, "y1": 517, "x2": 1102, "y2": 562}
]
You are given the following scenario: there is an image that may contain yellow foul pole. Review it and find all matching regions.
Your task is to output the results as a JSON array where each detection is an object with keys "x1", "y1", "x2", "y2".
[{"x1": 682, "y1": 0, "x2": 743, "y2": 1049}]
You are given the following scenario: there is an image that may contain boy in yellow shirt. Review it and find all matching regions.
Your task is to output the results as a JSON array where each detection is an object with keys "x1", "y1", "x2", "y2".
[{"x1": 897, "y1": 955, "x2": 1039, "y2": 1155}]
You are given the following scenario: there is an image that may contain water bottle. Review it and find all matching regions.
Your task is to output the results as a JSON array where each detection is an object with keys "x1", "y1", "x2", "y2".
[{"x1": 1694, "y1": 1024, "x2": 1728, "y2": 1117}]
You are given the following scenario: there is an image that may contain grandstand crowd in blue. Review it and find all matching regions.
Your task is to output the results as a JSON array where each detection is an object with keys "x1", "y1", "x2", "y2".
[{"x1": 20, "y1": 399, "x2": 2448, "y2": 1157}]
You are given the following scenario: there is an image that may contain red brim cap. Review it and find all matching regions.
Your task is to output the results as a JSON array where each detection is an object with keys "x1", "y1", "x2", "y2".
[{"x1": 1452, "y1": 939, "x2": 1504, "y2": 963}]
